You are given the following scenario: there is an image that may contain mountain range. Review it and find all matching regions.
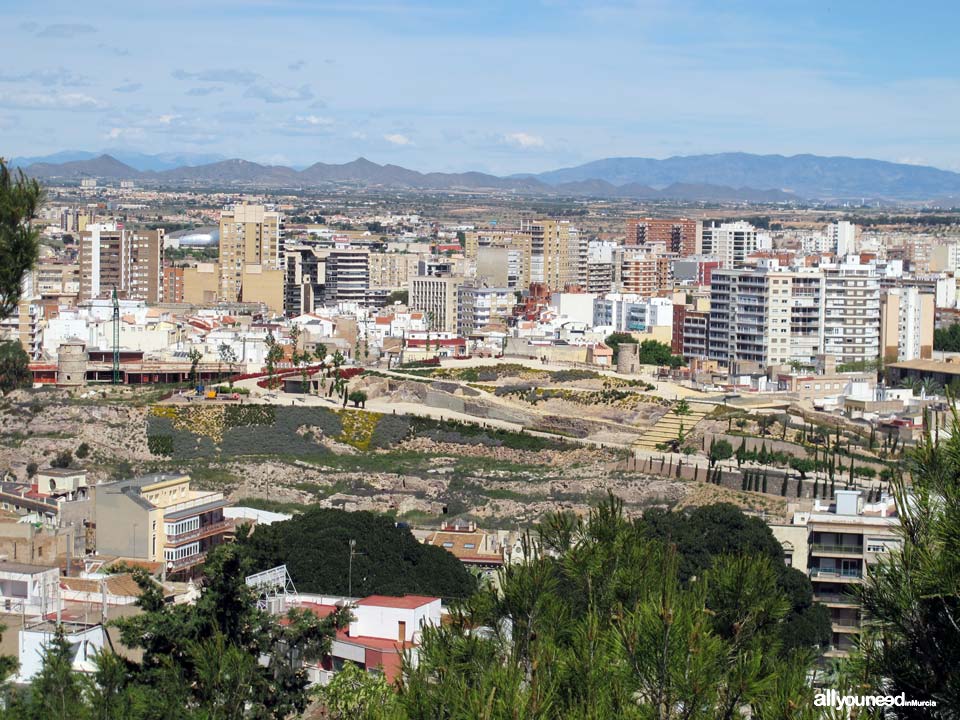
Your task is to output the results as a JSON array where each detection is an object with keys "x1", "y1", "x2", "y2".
[{"x1": 10, "y1": 151, "x2": 960, "y2": 202}]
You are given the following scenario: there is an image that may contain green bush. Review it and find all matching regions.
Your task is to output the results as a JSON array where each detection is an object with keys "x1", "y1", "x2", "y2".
[
  {"x1": 369, "y1": 414, "x2": 412, "y2": 449},
  {"x1": 147, "y1": 435, "x2": 174, "y2": 456}
]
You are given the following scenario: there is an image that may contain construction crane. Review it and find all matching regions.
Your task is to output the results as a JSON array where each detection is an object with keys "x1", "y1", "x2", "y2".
[{"x1": 112, "y1": 287, "x2": 120, "y2": 385}]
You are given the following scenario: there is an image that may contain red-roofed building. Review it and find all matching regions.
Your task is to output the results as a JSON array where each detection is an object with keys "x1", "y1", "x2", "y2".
[{"x1": 293, "y1": 593, "x2": 441, "y2": 685}]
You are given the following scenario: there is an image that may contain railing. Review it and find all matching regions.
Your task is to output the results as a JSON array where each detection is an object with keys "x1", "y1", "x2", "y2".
[
  {"x1": 166, "y1": 519, "x2": 233, "y2": 545},
  {"x1": 164, "y1": 492, "x2": 225, "y2": 515},
  {"x1": 814, "y1": 592, "x2": 860, "y2": 605},
  {"x1": 810, "y1": 568, "x2": 862, "y2": 580},
  {"x1": 810, "y1": 543, "x2": 864, "y2": 555},
  {"x1": 168, "y1": 552, "x2": 206, "y2": 570}
]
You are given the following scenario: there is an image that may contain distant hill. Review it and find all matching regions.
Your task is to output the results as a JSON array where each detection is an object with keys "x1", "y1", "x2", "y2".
[
  {"x1": 9, "y1": 149, "x2": 226, "y2": 172},
  {"x1": 526, "y1": 152, "x2": 960, "y2": 200},
  {"x1": 18, "y1": 150, "x2": 960, "y2": 201}
]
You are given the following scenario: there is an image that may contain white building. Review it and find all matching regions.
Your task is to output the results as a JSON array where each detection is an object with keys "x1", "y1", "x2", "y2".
[
  {"x1": 829, "y1": 221, "x2": 857, "y2": 256},
  {"x1": 0, "y1": 562, "x2": 60, "y2": 615},
  {"x1": 593, "y1": 294, "x2": 674, "y2": 333},
  {"x1": 550, "y1": 292, "x2": 597, "y2": 326},
  {"x1": 700, "y1": 221, "x2": 758, "y2": 268},
  {"x1": 822, "y1": 258, "x2": 881, "y2": 365},
  {"x1": 17, "y1": 620, "x2": 107, "y2": 682}
]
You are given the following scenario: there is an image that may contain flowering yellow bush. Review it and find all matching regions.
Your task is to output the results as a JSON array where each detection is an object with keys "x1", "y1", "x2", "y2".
[
  {"x1": 335, "y1": 409, "x2": 383, "y2": 450},
  {"x1": 149, "y1": 405, "x2": 226, "y2": 443}
]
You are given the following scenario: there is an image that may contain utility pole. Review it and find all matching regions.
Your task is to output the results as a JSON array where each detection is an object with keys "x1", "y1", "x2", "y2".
[
  {"x1": 112, "y1": 287, "x2": 120, "y2": 384},
  {"x1": 348, "y1": 539, "x2": 356, "y2": 598}
]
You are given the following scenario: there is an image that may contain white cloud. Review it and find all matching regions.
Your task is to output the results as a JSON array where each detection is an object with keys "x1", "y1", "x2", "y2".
[
  {"x1": 0, "y1": 68, "x2": 90, "y2": 87},
  {"x1": 384, "y1": 133, "x2": 412, "y2": 146},
  {"x1": 503, "y1": 132, "x2": 545, "y2": 148},
  {"x1": 277, "y1": 114, "x2": 335, "y2": 136},
  {"x1": 244, "y1": 83, "x2": 314, "y2": 103},
  {"x1": 0, "y1": 91, "x2": 105, "y2": 111},
  {"x1": 104, "y1": 126, "x2": 144, "y2": 141}
]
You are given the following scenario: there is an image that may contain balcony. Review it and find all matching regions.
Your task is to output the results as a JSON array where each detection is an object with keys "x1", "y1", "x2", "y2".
[
  {"x1": 810, "y1": 543, "x2": 864, "y2": 556},
  {"x1": 166, "y1": 519, "x2": 234, "y2": 546},
  {"x1": 810, "y1": 567, "x2": 862, "y2": 581},
  {"x1": 167, "y1": 552, "x2": 207, "y2": 571},
  {"x1": 814, "y1": 592, "x2": 860, "y2": 606}
]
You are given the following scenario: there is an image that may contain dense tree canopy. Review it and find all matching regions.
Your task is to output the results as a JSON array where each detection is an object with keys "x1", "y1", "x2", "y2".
[
  {"x1": 0, "y1": 339, "x2": 29, "y2": 393},
  {"x1": 0, "y1": 159, "x2": 43, "y2": 320},
  {"x1": 858, "y1": 410, "x2": 960, "y2": 715},
  {"x1": 392, "y1": 496, "x2": 828, "y2": 719},
  {"x1": 934, "y1": 323, "x2": 960, "y2": 353},
  {"x1": 238, "y1": 508, "x2": 477, "y2": 602}
]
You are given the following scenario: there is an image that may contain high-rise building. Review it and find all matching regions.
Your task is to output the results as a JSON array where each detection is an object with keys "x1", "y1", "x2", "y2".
[
  {"x1": 829, "y1": 221, "x2": 857, "y2": 256},
  {"x1": 526, "y1": 219, "x2": 580, "y2": 290},
  {"x1": 619, "y1": 247, "x2": 674, "y2": 297},
  {"x1": 409, "y1": 275, "x2": 465, "y2": 332},
  {"x1": 79, "y1": 223, "x2": 126, "y2": 301},
  {"x1": 822, "y1": 259, "x2": 881, "y2": 365},
  {"x1": 625, "y1": 217, "x2": 699, "y2": 256},
  {"x1": 127, "y1": 229, "x2": 164, "y2": 304},
  {"x1": 700, "y1": 221, "x2": 758, "y2": 268},
  {"x1": 217, "y1": 204, "x2": 283, "y2": 303},
  {"x1": 324, "y1": 249, "x2": 370, "y2": 306},
  {"x1": 283, "y1": 244, "x2": 325, "y2": 316},
  {"x1": 880, "y1": 287, "x2": 934, "y2": 362},
  {"x1": 708, "y1": 264, "x2": 825, "y2": 369}
]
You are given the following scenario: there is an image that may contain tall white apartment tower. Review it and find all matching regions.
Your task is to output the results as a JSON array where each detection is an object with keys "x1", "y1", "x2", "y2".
[{"x1": 829, "y1": 221, "x2": 857, "y2": 257}]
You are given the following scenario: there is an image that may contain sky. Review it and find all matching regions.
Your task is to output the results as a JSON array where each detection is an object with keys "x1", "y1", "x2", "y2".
[{"x1": 1, "y1": 0, "x2": 958, "y2": 175}]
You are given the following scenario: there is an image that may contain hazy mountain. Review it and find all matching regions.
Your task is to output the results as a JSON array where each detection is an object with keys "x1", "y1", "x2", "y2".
[
  {"x1": 9, "y1": 149, "x2": 226, "y2": 172},
  {"x1": 20, "y1": 150, "x2": 960, "y2": 201},
  {"x1": 528, "y1": 152, "x2": 960, "y2": 200},
  {"x1": 23, "y1": 154, "x2": 141, "y2": 180}
]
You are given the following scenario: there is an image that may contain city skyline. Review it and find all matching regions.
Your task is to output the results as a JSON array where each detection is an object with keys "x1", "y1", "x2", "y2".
[{"x1": 2, "y1": 0, "x2": 959, "y2": 174}]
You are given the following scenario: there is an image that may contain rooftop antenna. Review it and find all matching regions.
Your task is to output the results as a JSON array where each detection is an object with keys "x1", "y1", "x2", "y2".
[{"x1": 112, "y1": 287, "x2": 120, "y2": 385}]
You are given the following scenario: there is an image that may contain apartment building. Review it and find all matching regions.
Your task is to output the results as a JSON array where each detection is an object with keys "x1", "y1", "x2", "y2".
[
  {"x1": 369, "y1": 252, "x2": 419, "y2": 290},
  {"x1": 94, "y1": 473, "x2": 232, "y2": 575},
  {"x1": 409, "y1": 274, "x2": 465, "y2": 332},
  {"x1": 708, "y1": 264, "x2": 825, "y2": 369},
  {"x1": 526, "y1": 219, "x2": 580, "y2": 290},
  {"x1": 829, "y1": 221, "x2": 857, "y2": 256},
  {"x1": 680, "y1": 307, "x2": 710, "y2": 359},
  {"x1": 162, "y1": 265, "x2": 185, "y2": 304},
  {"x1": 772, "y1": 490, "x2": 900, "y2": 657},
  {"x1": 218, "y1": 204, "x2": 283, "y2": 303},
  {"x1": 620, "y1": 247, "x2": 674, "y2": 296},
  {"x1": 700, "y1": 221, "x2": 758, "y2": 268},
  {"x1": 457, "y1": 285, "x2": 515, "y2": 334},
  {"x1": 822, "y1": 259, "x2": 881, "y2": 365},
  {"x1": 127, "y1": 229, "x2": 164, "y2": 304},
  {"x1": 78, "y1": 223, "x2": 126, "y2": 301},
  {"x1": 466, "y1": 229, "x2": 532, "y2": 287},
  {"x1": 284, "y1": 244, "x2": 325, "y2": 316},
  {"x1": 36, "y1": 262, "x2": 80, "y2": 297},
  {"x1": 672, "y1": 256, "x2": 721, "y2": 286},
  {"x1": 625, "y1": 217, "x2": 699, "y2": 256},
  {"x1": 594, "y1": 294, "x2": 673, "y2": 333},
  {"x1": 880, "y1": 287, "x2": 935, "y2": 362}
]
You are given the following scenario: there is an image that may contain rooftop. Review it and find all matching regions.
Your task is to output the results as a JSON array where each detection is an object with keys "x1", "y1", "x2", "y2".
[
  {"x1": 0, "y1": 561, "x2": 58, "y2": 576},
  {"x1": 355, "y1": 594, "x2": 438, "y2": 610}
]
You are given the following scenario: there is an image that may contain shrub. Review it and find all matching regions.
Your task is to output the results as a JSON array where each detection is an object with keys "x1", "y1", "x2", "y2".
[
  {"x1": 75, "y1": 442, "x2": 90, "y2": 459},
  {"x1": 370, "y1": 414, "x2": 411, "y2": 449},
  {"x1": 148, "y1": 435, "x2": 174, "y2": 456},
  {"x1": 50, "y1": 450, "x2": 72, "y2": 468},
  {"x1": 26, "y1": 462, "x2": 38, "y2": 477}
]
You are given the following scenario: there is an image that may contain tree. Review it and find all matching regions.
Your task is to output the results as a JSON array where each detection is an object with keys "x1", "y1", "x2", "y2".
[
  {"x1": 348, "y1": 390, "x2": 367, "y2": 408},
  {"x1": 217, "y1": 343, "x2": 238, "y2": 386},
  {"x1": 603, "y1": 331, "x2": 634, "y2": 356},
  {"x1": 75, "y1": 442, "x2": 90, "y2": 459},
  {"x1": 386, "y1": 290, "x2": 408, "y2": 305},
  {"x1": 237, "y1": 508, "x2": 476, "y2": 602},
  {"x1": 399, "y1": 497, "x2": 825, "y2": 719},
  {"x1": 0, "y1": 160, "x2": 43, "y2": 320},
  {"x1": 11, "y1": 625, "x2": 86, "y2": 720},
  {"x1": 709, "y1": 438, "x2": 733, "y2": 468},
  {"x1": 26, "y1": 461, "x2": 37, "y2": 478},
  {"x1": 263, "y1": 331, "x2": 284, "y2": 389},
  {"x1": 673, "y1": 398, "x2": 691, "y2": 416},
  {"x1": 313, "y1": 661, "x2": 401, "y2": 720},
  {"x1": 187, "y1": 347, "x2": 202, "y2": 387},
  {"x1": 788, "y1": 457, "x2": 815, "y2": 481},
  {"x1": 0, "y1": 339, "x2": 29, "y2": 393},
  {"x1": 756, "y1": 413, "x2": 777, "y2": 436},
  {"x1": 51, "y1": 450, "x2": 73, "y2": 468},
  {"x1": 856, "y1": 410, "x2": 960, "y2": 712}
]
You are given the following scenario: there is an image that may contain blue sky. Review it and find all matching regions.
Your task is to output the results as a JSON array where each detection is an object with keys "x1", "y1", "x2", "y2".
[{"x1": 1, "y1": 0, "x2": 958, "y2": 174}]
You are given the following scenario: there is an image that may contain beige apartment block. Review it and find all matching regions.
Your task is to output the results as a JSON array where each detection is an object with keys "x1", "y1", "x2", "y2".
[
  {"x1": 183, "y1": 263, "x2": 221, "y2": 305},
  {"x1": 127, "y1": 228, "x2": 164, "y2": 304},
  {"x1": 218, "y1": 204, "x2": 283, "y2": 303},
  {"x1": 525, "y1": 219, "x2": 580, "y2": 291},
  {"x1": 409, "y1": 274, "x2": 465, "y2": 332}
]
